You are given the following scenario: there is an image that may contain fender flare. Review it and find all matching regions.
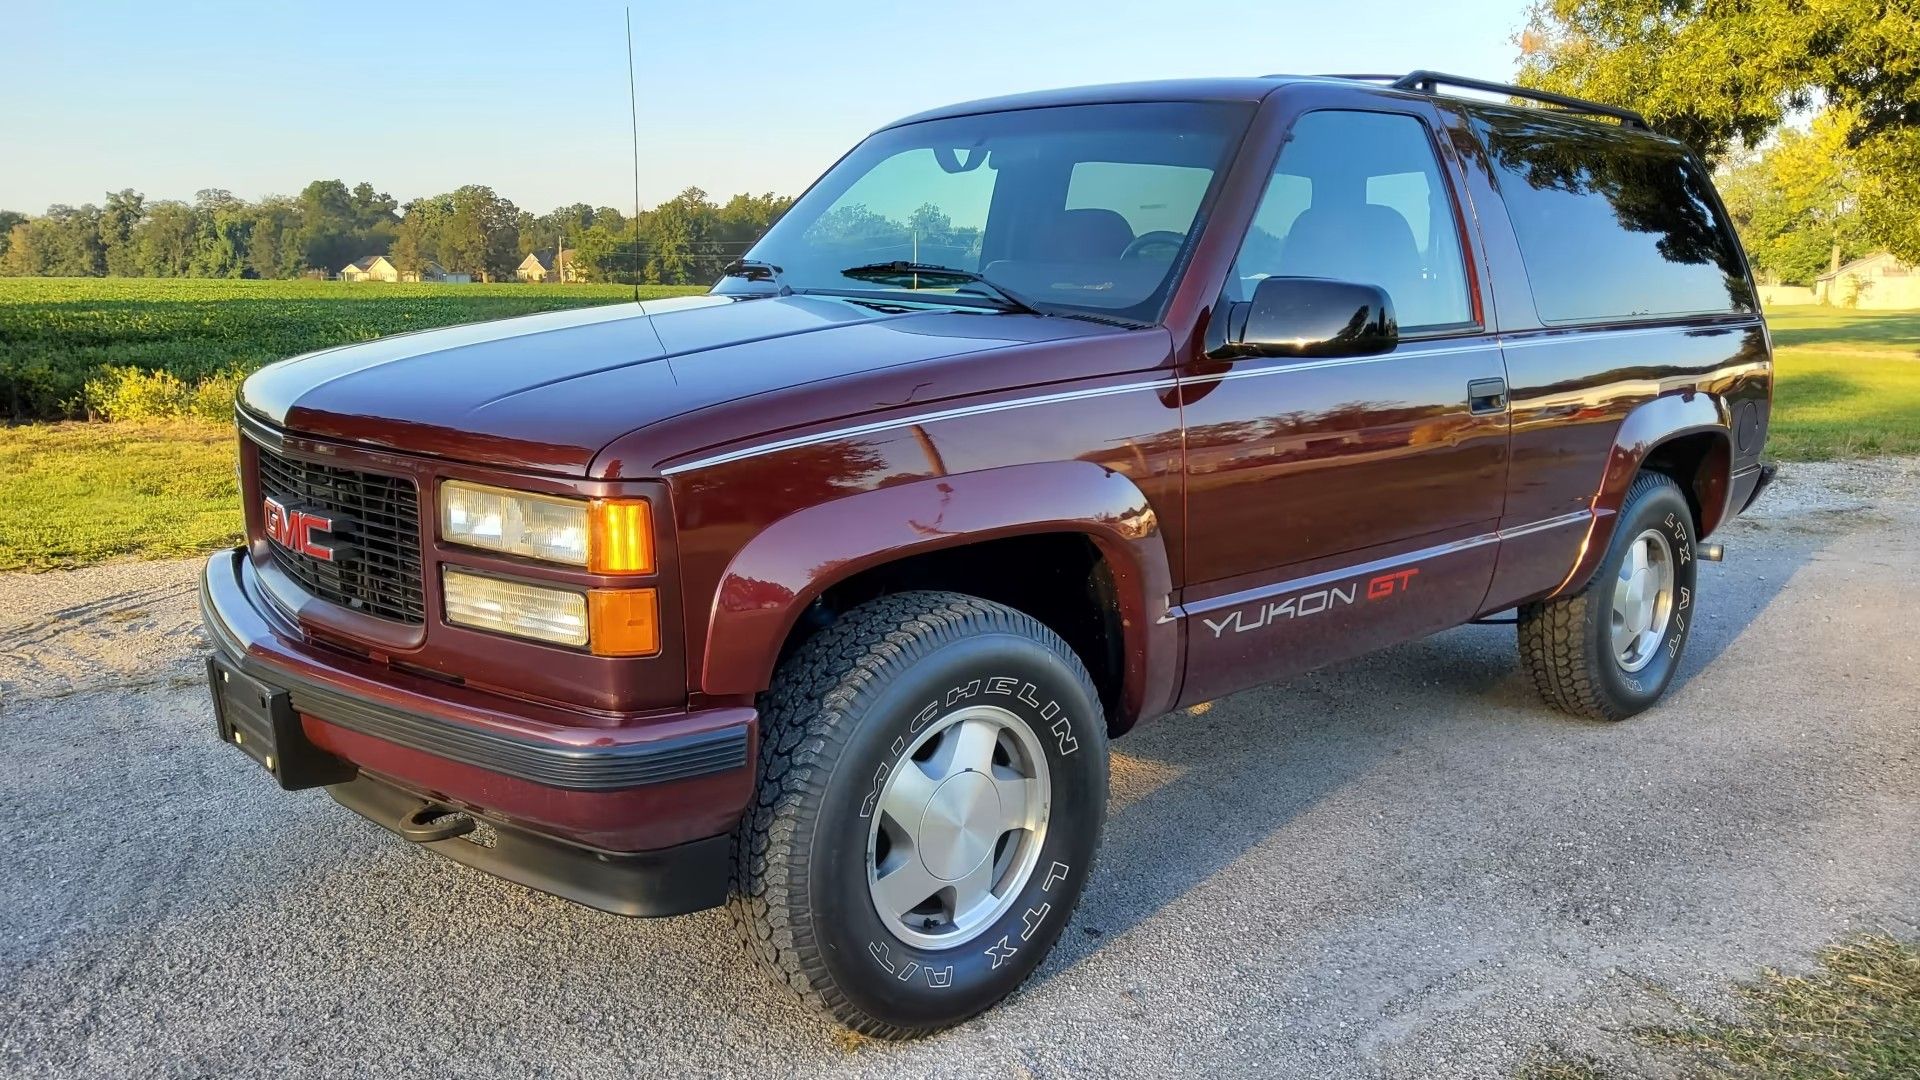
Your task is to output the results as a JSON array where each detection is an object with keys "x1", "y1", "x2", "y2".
[
  {"x1": 697, "y1": 460, "x2": 1179, "y2": 726},
  {"x1": 1551, "y1": 391, "x2": 1732, "y2": 599}
]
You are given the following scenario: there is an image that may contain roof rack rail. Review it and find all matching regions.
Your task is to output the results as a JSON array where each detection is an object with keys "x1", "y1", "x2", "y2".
[{"x1": 1385, "y1": 70, "x2": 1648, "y2": 129}]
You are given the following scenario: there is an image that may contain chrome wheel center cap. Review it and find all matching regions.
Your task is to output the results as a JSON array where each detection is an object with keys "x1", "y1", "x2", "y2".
[
  {"x1": 867, "y1": 704, "x2": 1051, "y2": 950},
  {"x1": 918, "y1": 772, "x2": 1001, "y2": 881},
  {"x1": 1621, "y1": 568, "x2": 1654, "y2": 633},
  {"x1": 1611, "y1": 528, "x2": 1677, "y2": 673}
]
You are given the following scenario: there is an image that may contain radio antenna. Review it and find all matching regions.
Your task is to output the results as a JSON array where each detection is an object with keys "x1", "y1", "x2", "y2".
[{"x1": 625, "y1": 6, "x2": 642, "y2": 304}]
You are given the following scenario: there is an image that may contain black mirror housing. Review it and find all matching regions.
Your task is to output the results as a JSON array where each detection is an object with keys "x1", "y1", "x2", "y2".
[{"x1": 1224, "y1": 277, "x2": 1398, "y2": 358}]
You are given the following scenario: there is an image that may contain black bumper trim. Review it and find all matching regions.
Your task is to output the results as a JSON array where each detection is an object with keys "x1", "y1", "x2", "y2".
[
  {"x1": 331, "y1": 772, "x2": 730, "y2": 917},
  {"x1": 200, "y1": 549, "x2": 749, "y2": 792}
]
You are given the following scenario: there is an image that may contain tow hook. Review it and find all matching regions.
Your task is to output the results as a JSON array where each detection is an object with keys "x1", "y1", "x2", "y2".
[
  {"x1": 396, "y1": 802, "x2": 477, "y2": 843},
  {"x1": 1698, "y1": 542, "x2": 1725, "y2": 562}
]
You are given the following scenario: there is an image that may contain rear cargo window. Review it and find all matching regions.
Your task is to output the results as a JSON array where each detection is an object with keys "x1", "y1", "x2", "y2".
[{"x1": 1469, "y1": 109, "x2": 1755, "y2": 323}]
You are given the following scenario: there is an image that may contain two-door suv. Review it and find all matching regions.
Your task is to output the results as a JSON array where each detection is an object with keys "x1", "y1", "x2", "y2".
[{"x1": 203, "y1": 71, "x2": 1773, "y2": 1035}]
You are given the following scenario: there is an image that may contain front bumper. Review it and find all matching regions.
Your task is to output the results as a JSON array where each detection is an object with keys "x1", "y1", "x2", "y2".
[{"x1": 200, "y1": 547, "x2": 754, "y2": 916}]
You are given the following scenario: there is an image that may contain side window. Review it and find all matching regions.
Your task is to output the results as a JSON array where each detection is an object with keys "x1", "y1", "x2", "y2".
[
  {"x1": 1232, "y1": 110, "x2": 1474, "y2": 331},
  {"x1": 1470, "y1": 108, "x2": 1755, "y2": 322}
]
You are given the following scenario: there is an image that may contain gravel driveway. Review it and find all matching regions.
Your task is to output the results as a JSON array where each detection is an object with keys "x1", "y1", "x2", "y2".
[{"x1": 3, "y1": 460, "x2": 1917, "y2": 1079}]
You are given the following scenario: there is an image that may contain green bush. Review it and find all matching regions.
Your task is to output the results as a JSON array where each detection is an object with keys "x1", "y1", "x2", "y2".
[{"x1": 84, "y1": 366, "x2": 242, "y2": 423}]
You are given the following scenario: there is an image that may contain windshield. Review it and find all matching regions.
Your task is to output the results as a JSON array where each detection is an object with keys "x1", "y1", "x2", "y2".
[{"x1": 717, "y1": 102, "x2": 1253, "y2": 323}]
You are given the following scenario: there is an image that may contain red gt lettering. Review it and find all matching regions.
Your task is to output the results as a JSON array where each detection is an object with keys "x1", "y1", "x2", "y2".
[
  {"x1": 1367, "y1": 567, "x2": 1419, "y2": 600},
  {"x1": 262, "y1": 496, "x2": 336, "y2": 562}
]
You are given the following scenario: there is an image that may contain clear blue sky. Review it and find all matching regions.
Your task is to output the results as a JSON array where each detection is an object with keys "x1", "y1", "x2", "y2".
[{"x1": 3, "y1": 0, "x2": 1531, "y2": 215}]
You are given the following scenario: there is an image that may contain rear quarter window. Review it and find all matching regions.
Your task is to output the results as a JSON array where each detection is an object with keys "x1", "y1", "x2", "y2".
[{"x1": 1470, "y1": 108, "x2": 1755, "y2": 324}]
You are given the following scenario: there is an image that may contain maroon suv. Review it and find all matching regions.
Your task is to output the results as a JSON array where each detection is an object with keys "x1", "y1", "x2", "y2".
[{"x1": 202, "y1": 71, "x2": 1773, "y2": 1035}]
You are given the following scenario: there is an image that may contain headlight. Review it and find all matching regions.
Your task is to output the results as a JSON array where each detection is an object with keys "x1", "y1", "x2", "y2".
[
  {"x1": 440, "y1": 481, "x2": 653, "y2": 574},
  {"x1": 442, "y1": 569, "x2": 660, "y2": 656},
  {"x1": 443, "y1": 569, "x2": 589, "y2": 647}
]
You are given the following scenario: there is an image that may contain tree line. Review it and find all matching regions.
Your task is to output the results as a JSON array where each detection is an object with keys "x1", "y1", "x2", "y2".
[{"x1": 0, "y1": 181, "x2": 793, "y2": 285}]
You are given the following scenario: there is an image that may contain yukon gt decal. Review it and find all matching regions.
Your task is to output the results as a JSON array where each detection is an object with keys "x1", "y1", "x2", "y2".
[{"x1": 1202, "y1": 568, "x2": 1419, "y2": 638}]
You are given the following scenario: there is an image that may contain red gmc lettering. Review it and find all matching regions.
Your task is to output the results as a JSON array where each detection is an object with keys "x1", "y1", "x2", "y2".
[{"x1": 262, "y1": 497, "x2": 335, "y2": 561}]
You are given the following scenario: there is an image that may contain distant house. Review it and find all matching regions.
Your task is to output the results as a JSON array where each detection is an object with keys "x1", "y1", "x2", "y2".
[
  {"x1": 339, "y1": 255, "x2": 471, "y2": 284},
  {"x1": 1813, "y1": 252, "x2": 1920, "y2": 310},
  {"x1": 339, "y1": 255, "x2": 400, "y2": 282},
  {"x1": 518, "y1": 248, "x2": 584, "y2": 283},
  {"x1": 412, "y1": 262, "x2": 472, "y2": 284}
]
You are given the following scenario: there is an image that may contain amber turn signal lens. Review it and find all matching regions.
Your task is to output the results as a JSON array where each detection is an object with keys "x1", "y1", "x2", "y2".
[
  {"x1": 588, "y1": 498, "x2": 653, "y2": 574},
  {"x1": 588, "y1": 588, "x2": 661, "y2": 657}
]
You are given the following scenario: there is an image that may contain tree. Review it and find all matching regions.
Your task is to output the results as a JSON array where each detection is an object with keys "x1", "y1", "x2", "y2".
[
  {"x1": 392, "y1": 195, "x2": 449, "y2": 276},
  {"x1": 243, "y1": 197, "x2": 303, "y2": 279},
  {"x1": 30, "y1": 204, "x2": 106, "y2": 276},
  {"x1": 296, "y1": 179, "x2": 359, "y2": 274},
  {"x1": 189, "y1": 190, "x2": 252, "y2": 278},
  {"x1": 0, "y1": 211, "x2": 27, "y2": 264},
  {"x1": 133, "y1": 201, "x2": 198, "y2": 277},
  {"x1": 1717, "y1": 112, "x2": 1871, "y2": 284},
  {"x1": 99, "y1": 189, "x2": 145, "y2": 276},
  {"x1": 569, "y1": 221, "x2": 623, "y2": 283},
  {"x1": 438, "y1": 185, "x2": 520, "y2": 281},
  {"x1": 1519, "y1": 0, "x2": 1920, "y2": 261},
  {"x1": 643, "y1": 187, "x2": 719, "y2": 284},
  {"x1": 0, "y1": 222, "x2": 44, "y2": 276},
  {"x1": 350, "y1": 181, "x2": 399, "y2": 257}
]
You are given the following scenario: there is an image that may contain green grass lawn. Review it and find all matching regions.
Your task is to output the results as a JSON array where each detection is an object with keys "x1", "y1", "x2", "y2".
[
  {"x1": 1, "y1": 299, "x2": 1916, "y2": 572},
  {"x1": 0, "y1": 421, "x2": 240, "y2": 570},
  {"x1": 1766, "y1": 305, "x2": 1920, "y2": 459}
]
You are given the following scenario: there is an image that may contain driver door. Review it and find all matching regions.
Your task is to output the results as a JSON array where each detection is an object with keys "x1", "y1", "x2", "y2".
[{"x1": 1179, "y1": 104, "x2": 1511, "y2": 704}]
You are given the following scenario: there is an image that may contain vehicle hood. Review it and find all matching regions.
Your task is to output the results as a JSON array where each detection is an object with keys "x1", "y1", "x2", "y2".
[{"x1": 240, "y1": 293, "x2": 1100, "y2": 476}]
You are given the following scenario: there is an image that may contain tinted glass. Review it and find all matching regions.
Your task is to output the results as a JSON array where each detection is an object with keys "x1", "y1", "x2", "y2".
[
  {"x1": 728, "y1": 103, "x2": 1251, "y2": 322},
  {"x1": 1469, "y1": 108, "x2": 1755, "y2": 323},
  {"x1": 1231, "y1": 110, "x2": 1473, "y2": 330}
]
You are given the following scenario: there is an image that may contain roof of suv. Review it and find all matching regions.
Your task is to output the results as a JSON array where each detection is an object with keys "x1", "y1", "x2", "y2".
[
  {"x1": 884, "y1": 75, "x2": 1326, "y2": 128},
  {"x1": 883, "y1": 72, "x2": 1662, "y2": 141}
]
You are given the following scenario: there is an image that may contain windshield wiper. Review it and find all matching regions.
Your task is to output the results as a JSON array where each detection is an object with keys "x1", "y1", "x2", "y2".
[
  {"x1": 722, "y1": 258, "x2": 791, "y2": 294},
  {"x1": 837, "y1": 261, "x2": 1044, "y2": 316}
]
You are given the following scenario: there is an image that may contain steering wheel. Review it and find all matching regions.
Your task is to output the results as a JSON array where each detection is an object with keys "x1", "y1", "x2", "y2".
[{"x1": 1120, "y1": 231, "x2": 1187, "y2": 260}]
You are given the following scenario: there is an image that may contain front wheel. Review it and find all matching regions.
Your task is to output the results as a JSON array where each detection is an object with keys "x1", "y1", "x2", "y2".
[
  {"x1": 1518, "y1": 471, "x2": 1699, "y2": 720},
  {"x1": 729, "y1": 591, "x2": 1108, "y2": 1038}
]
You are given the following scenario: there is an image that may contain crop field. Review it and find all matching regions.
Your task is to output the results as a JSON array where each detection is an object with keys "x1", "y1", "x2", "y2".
[{"x1": 0, "y1": 277, "x2": 705, "y2": 420}]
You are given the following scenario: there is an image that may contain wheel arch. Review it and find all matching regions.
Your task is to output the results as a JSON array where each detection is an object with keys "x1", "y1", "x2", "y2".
[
  {"x1": 1551, "y1": 391, "x2": 1732, "y2": 600},
  {"x1": 696, "y1": 460, "x2": 1180, "y2": 732}
]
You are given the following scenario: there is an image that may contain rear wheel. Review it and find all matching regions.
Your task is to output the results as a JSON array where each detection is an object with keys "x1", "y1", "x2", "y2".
[
  {"x1": 729, "y1": 591, "x2": 1108, "y2": 1037},
  {"x1": 1518, "y1": 471, "x2": 1699, "y2": 720}
]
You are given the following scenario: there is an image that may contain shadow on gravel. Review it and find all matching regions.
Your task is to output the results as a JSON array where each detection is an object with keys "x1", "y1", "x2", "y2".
[{"x1": 1024, "y1": 515, "x2": 1826, "y2": 989}]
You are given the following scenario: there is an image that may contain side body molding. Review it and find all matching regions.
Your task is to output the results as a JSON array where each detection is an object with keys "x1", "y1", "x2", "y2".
[
  {"x1": 698, "y1": 460, "x2": 1179, "y2": 726},
  {"x1": 1551, "y1": 390, "x2": 1732, "y2": 600}
]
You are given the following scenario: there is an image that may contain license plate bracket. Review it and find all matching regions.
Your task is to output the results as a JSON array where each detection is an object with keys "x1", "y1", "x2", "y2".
[{"x1": 207, "y1": 656, "x2": 357, "y2": 790}]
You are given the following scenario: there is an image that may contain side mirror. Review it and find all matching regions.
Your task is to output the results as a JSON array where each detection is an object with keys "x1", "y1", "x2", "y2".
[{"x1": 1223, "y1": 277, "x2": 1398, "y2": 358}]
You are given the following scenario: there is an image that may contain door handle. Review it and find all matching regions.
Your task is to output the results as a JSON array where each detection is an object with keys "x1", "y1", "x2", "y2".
[{"x1": 1467, "y1": 377, "x2": 1508, "y2": 414}]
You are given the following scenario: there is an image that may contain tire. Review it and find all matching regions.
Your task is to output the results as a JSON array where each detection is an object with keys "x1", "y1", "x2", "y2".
[
  {"x1": 1518, "y1": 471, "x2": 1699, "y2": 721},
  {"x1": 728, "y1": 590, "x2": 1109, "y2": 1038}
]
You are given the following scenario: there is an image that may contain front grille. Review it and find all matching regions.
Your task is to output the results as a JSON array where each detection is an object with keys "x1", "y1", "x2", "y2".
[{"x1": 255, "y1": 446, "x2": 426, "y2": 624}]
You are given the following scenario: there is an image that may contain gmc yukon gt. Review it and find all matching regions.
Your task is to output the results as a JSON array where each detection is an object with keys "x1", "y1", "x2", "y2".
[{"x1": 202, "y1": 71, "x2": 1774, "y2": 1036}]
